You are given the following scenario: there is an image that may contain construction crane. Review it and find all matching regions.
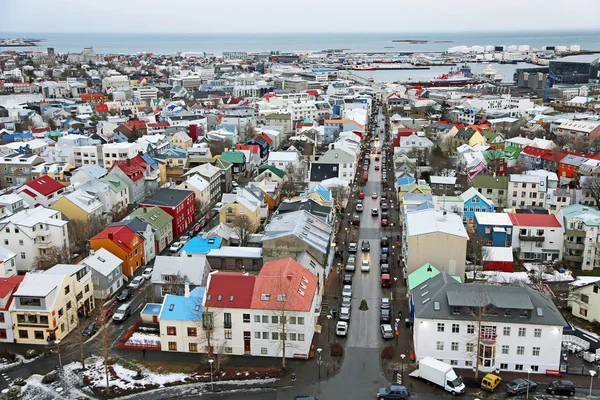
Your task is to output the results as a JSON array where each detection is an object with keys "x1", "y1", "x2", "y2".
[{"x1": 544, "y1": 69, "x2": 562, "y2": 103}]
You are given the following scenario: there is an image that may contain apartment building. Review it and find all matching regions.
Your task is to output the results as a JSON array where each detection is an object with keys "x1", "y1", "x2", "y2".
[
  {"x1": 561, "y1": 205, "x2": 600, "y2": 270},
  {"x1": 509, "y1": 213, "x2": 563, "y2": 261},
  {"x1": 508, "y1": 174, "x2": 549, "y2": 208},
  {"x1": 0, "y1": 153, "x2": 44, "y2": 189},
  {"x1": 102, "y1": 143, "x2": 141, "y2": 168}
]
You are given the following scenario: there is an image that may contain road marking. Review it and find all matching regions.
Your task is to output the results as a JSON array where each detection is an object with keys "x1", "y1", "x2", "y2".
[{"x1": 2, "y1": 373, "x2": 10, "y2": 381}]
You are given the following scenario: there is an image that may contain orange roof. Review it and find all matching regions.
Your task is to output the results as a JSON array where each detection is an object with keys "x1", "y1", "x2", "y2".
[{"x1": 251, "y1": 258, "x2": 318, "y2": 312}]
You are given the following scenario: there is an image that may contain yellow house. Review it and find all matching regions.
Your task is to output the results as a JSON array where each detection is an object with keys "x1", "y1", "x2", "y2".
[
  {"x1": 398, "y1": 183, "x2": 432, "y2": 222},
  {"x1": 454, "y1": 127, "x2": 485, "y2": 147},
  {"x1": 169, "y1": 131, "x2": 193, "y2": 149},
  {"x1": 51, "y1": 189, "x2": 104, "y2": 222},
  {"x1": 154, "y1": 154, "x2": 187, "y2": 184},
  {"x1": 219, "y1": 195, "x2": 261, "y2": 227}
]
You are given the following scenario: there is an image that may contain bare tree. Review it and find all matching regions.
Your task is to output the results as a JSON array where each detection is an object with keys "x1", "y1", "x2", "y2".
[
  {"x1": 230, "y1": 215, "x2": 257, "y2": 247},
  {"x1": 329, "y1": 185, "x2": 349, "y2": 213},
  {"x1": 466, "y1": 235, "x2": 491, "y2": 273},
  {"x1": 34, "y1": 244, "x2": 73, "y2": 270},
  {"x1": 69, "y1": 214, "x2": 107, "y2": 253},
  {"x1": 582, "y1": 175, "x2": 600, "y2": 208},
  {"x1": 195, "y1": 198, "x2": 206, "y2": 216},
  {"x1": 463, "y1": 289, "x2": 495, "y2": 380},
  {"x1": 281, "y1": 164, "x2": 307, "y2": 197},
  {"x1": 212, "y1": 340, "x2": 230, "y2": 372},
  {"x1": 162, "y1": 272, "x2": 191, "y2": 296}
]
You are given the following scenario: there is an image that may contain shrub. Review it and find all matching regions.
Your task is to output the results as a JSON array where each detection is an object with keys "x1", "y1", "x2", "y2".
[
  {"x1": 380, "y1": 345, "x2": 394, "y2": 360},
  {"x1": 331, "y1": 343, "x2": 344, "y2": 357},
  {"x1": 42, "y1": 372, "x2": 57, "y2": 384},
  {"x1": 359, "y1": 299, "x2": 369, "y2": 311}
]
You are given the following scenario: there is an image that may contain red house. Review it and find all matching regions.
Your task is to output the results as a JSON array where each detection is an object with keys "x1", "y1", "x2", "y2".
[
  {"x1": 482, "y1": 246, "x2": 514, "y2": 272},
  {"x1": 140, "y1": 189, "x2": 196, "y2": 236},
  {"x1": 16, "y1": 175, "x2": 66, "y2": 207}
]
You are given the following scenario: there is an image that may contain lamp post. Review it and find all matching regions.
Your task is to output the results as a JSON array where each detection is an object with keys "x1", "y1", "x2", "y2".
[
  {"x1": 208, "y1": 359, "x2": 214, "y2": 391},
  {"x1": 590, "y1": 370, "x2": 596, "y2": 397},
  {"x1": 327, "y1": 314, "x2": 333, "y2": 344},
  {"x1": 526, "y1": 368, "x2": 532, "y2": 399},
  {"x1": 54, "y1": 340, "x2": 62, "y2": 369},
  {"x1": 400, "y1": 354, "x2": 406, "y2": 384},
  {"x1": 317, "y1": 348, "x2": 323, "y2": 381}
]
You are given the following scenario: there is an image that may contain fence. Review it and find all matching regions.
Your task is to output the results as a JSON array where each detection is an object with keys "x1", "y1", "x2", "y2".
[{"x1": 117, "y1": 317, "x2": 161, "y2": 351}]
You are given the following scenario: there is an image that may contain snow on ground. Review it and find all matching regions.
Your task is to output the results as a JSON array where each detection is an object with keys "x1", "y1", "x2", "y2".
[
  {"x1": 125, "y1": 332, "x2": 161, "y2": 346},
  {"x1": 466, "y1": 264, "x2": 576, "y2": 284},
  {"x1": 524, "y1": 263, "x2": 575, "y2": 282}
]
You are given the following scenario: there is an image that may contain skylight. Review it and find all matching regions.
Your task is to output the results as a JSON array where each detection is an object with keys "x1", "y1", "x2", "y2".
[
  {"x1": 230, "y1": 295, "x2": 234, "y2": 302},
  {"x1": 169, "y1": 304, "x2": 174, "y2": 311},
  {"x1": 217, "y1": 294, "x2": 222, "y2": 301},
  {"x1": 421, "y1": 291, "x2": 430, "y2": 297},
  {"x1": 277, "y1": 294, "x2": 286, "y2": 302},
  {"x1": 536, "y1": 307, "x2": 543, "y2": 317}
]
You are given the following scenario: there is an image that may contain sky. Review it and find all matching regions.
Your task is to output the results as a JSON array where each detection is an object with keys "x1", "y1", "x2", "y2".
[{"x1": 2, "y1": 0, "x2": 600, "y2": 34}]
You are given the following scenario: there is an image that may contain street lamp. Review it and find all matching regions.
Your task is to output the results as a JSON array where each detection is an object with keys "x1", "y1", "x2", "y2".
[
  {"x1": 400, "y1": 354, "x2": 406, "y2": 384},
  {"x1": 590, "y1": 370, "x2": 596, "y2": 397},
  {"x1": 317, "y1": 348, "x2": 323, "y2": 380},
  {"x1": 54, "y1": 340, "x2": 62, "y2": 369},
  {"x1": 526, "y1": 368, "x2": 532, "y2": 399},
  {"x1": 327, "y1": 314, "x2": 333, "y2": 343},
  {"x1": 208, "y1": 359, "x2": 214, "y2": 391}
]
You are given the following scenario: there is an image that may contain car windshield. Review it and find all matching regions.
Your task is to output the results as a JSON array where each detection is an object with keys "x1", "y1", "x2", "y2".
[
  {"x1": 115, "y1": 309, "x2": 125, "y2": 315},
  {"x1": 450, "y1": 376, "x2": 463, "y2": 387}
]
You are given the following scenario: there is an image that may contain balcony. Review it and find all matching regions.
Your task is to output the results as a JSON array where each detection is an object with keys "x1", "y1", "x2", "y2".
[
  {"x1": 519, "y1": 234, "x2": 544, "y2": 242},
  {"x1": 479, "y1": 333, "x2": 497, "y2": 344},
  {"x1": 565, "y1": 228, "x2": 586, "y2": 237},
  {"x1": 564, "y1": 254, "x2": 583, "y2": 263},
  {"x1": 565, "y1": 242, "x2": 585, "y2": 251}
]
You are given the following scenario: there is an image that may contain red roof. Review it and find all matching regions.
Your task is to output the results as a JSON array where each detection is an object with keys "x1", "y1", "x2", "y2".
[
  {"x1": 20, "y1": 188, "x2": 37, "y2": 198},
  {"x1": 235, "y1": 144, "x2": 260, "y2": 154},
  {"x1": 254, "y1": 133, "x2": 273, "y2": 145},
  {"x1": 508, "y1": 213, "x2": 562, "y2": 227},
  {"x1": 23, "y1": 175, "x2": 65, "y2": 197},
  {"x1": 95, "y1": 104, "x2": 109, "y2": 113},
  {"x1": 398, "y1": 127, "x2": 416, "y2": 137},
  {"x1": 91, "y1": 225, "x2": 141, "y2": 254},
  {"x1": 585, "y1": 154, "x2": 600, "y2": 161},
  {"x1": 148, "y1": 122, "x2": 170, "y2": 128},
  {"x1": 251, "y1": 258, "x2": 318, "y2": 312},
  {"x1": 206, "y1": 272, "x2": 256, "y2": 309},
  {"x1": 124, "y1": 120, "x2": 147, "y2": 130},
  {"x1": 520, "y1": 145, "x2": 553, "y2": 159},
  {"x1": 0, "y1": 276, "x2": 25, "y2": 309},
  {"x1": 306, "y1": 89, "x2": 319, "y2": 97},
  {"x1": 32, "y1": 127, "x2": 49, "y2": 134},
  {"x1": 110, "y1": 154, "x2": 150, "y2": 182},
  {"x1": 263, "y1": 93, "x2": 275, "y2": 101}
]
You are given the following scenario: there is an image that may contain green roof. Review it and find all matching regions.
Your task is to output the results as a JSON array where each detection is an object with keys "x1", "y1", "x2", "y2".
[
  {"x1": 483, "y1": 131, "x2": 499, "y2": 142},
  {"x1": 472, "y1": 175, "x2": 508, "y2": 190},
  {"x1": 503, "y1": 146, "x2": 522, "y2": 159},
  {"x1": 482, "y1": 149, "x2": 506, "y2": 163},
  {"x1": 400, "y1": 183, "x2": 430, "y2": 193},
  {"x1": 264, "y1": 113, "x2": 291, "y2": 120},
  {"x1": 129, "y1": 206, "x2": 173, "y2": 229},
  {"x1": 408, "y1": 263, "x2": 461, "y2": 290},
  {"x1": 214, "y1": 159, "x2": 232, "y2": 170},
  {"x1": 258, "y1": 164, "x2": 285, "y2": 179},
  {"x1": 220, "y1": 151, "x2": 245, "y2": 164},
  {"x1": 100, "y1": 173, "x2": 131, "y2": 193}
]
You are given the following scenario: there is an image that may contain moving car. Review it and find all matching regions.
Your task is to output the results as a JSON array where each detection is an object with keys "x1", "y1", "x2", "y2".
[
  {"x1": 82, "y1": 321, "x2": 98, "y2": 336},
  {"x1": 112, "y1": 303, "x2": 132, "y2": 324},
  {"x1": 116, "y1": 289, "x2": 132, "y2": 302},
  {"x1": 380, "y1": 298, "x2": 391, "y2": 309},
  {"x1": 361, "y1": 240, "x2": 370, "y2": 252},
  {"x1": 546, "y1": 380, "x2": 575, "y2": 396},
  {"x1": 380, "y1": 324, "x2": 394, "y2": 339},
  {"x1": 375, "y1": 156, "x2": 380, "y2": 161},
  {"x1": 343, "y1": 274, "x2": 353, "y2": 285},
  {"x1": 375, "y1": 165, "x2": 380, "y2": 171},
  {"x1": 142, "y1": 268, "x2": 153, "y2": 279},
  {"x1": 342, "y1": 285, "x2": 352, "y2": 298},
  {"x1": 380, "y1": 308, "x2": 391, "y2": 323},
  {"x1": 361, "y1": 260, "x2": 370, "y2": 272},
  {"x1": 372, "y1": 193, "x2": 378, "y2": 199},
  {"x1": 371, "y1": 208, "x2": 379, "y2": 216},
  {"x1": 346, "y1": 255, "x2": 356, "y2": 272},
  {"x1": 376, "y1": 384, "x2": 409, "y2": 399},
  {"x1": 128, "y1": 276, "x2": 145, "y2": 289},
  {"x1": 169, "y1": 242, "x2": 184, "y2": 252},
  {"x1": 348, "y1": 243, "x2": 358, "y2": 253},
  {"x1": 506, "y1": 378, "x2": 537, "y2": 396},
  {"x1": 336, "y1": 321, "x2": 348, "y2": 337}
]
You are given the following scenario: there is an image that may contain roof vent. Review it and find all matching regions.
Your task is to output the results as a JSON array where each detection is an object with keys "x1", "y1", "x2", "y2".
[
  {"x1": 421, "y1": 290, "x2": 430, "y2": 297},
  {"x1": 169, "y1": 304, "x2": 174, "y2": 311},
  {"x1": 277, "y1": 294, "x2": 286, "y2": 302},
  {"x1": 98, "y1": 257, "x2": 105, "y2": 262},
  {"x1": 302, "y1": 276, "x2": 309, "y2": 283},
  {"x1": 261, "y1": 293, "x2": 270, "y2": 301},
  {"x1": 419, "y1": 284, "x2": 428, "y2": 290},
  {"x1": 300, "y1": 282, "x2": 307, "y2": 290}
]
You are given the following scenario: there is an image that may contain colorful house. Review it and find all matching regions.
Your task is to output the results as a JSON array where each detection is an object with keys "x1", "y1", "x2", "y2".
[
  {"x1": 89, "y1": 225, "x2": 145, "y2": 277},
  {"x1": 473, "y1": 212, "x2": 513, "y2": 247},
  {"x1": 128, "y1": 206, "x2": 174, "y2": 253},
  {"x1": 140, "y1": 189, "x2": 196, "y2": 237},
  {"x1": 459, "y1": 187, "x2": 495, "y2": 225}
]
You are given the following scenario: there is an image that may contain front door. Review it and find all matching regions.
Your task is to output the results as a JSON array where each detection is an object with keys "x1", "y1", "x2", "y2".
[{"x1": 243, "y1": 331, "x2": 251, "y2": 353}]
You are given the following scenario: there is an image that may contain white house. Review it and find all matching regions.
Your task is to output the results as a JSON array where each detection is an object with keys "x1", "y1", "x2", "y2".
[
  {"x1": 102, "y1": 143, "x2": 140, "y2": 168},
  {"x1": 509, "y1": 213, "x2": 563, "y2": 262},
  {"x1": 314, "y1": 148, "x2": 356, "y2": 183},
  {"x1": 508, "y1": 174, "x2": 549, "y2": 208},
  {"x1": 0, "y1": 276, "x2": 23, "y2": 342},
  {"x1": 178, "y1": 176, "x2": 210, "y2": 211},
  {"x1": 267, "y1": 151, "x2": 300, "y2": 171},
  {"x1": 412, "y1": 272, "x2": 566, "y2": 374},
  {"x1": 0, "y1": 246, "x2": 17, "y2": 277},
  {"x1": 16, "y1": 175, "x2": 67, "y2": 208},
  {"x1": 158, "y1": 285, "x2": 206, "y2": 353}
]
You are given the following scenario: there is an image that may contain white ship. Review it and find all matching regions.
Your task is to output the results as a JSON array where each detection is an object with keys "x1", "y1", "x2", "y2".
[{"x1": 480, "y1": 64, "x2": 503, "y2": 81}]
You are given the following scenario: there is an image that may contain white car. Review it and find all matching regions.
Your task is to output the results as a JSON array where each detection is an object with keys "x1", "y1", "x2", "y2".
[
  {"x1": 361, "y1": 260, "x2": 370, "y2": 272},
  {"x1": 342, "y1": 285, "x2": 352, "y2": 298},
  {"x1": 141, "y1": 268, "x2": 153, "y2": 279},
  {"x1": 128, "y1": 276, "x2": 145, "y2": 289},
  {"x1": 336, "y1": 321, "x2": 348, "y2": 336},
  {"x1": 339, "y1": 307, "x2": 351, "y2": 321},
  {"x1": 169, "y1": 242, "x2": 183, "y2": 252},
  {"x1": 179, "y1": 235, "x2": 191, "y2": 244}
]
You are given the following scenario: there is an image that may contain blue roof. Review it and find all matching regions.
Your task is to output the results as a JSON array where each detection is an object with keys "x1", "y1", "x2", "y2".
[
  {"x1": 397, "y1": 177, "x2": 416, "y2": 186},
  {"x1": 159, "y1": 287, "x2": 205, "y2": 321},
  {"x1": 414, "y1": 201, "x2": 435, "y2": 211},
  {"x1": 80, "y1": 165, "x2": 107, "y2": 179},
  {"x1": 141, "y1": 303, "x2": 162, "y2": 316},
  {"x1": 310, "y1": 184, "x2": 332, "y2": 201},
  {"x1": 142, "y1": 154, "x2": 159, "y2": 169},
  {"x1": 180, "y1": 237, "x2": 222, "y2": 254}
]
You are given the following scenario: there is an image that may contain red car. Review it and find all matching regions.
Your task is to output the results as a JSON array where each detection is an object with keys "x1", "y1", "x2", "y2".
[
  {"x1": 362, "y1": 172, "x2": 368, "y2": 181},
  {"x1": 381, "y1": 218, "x2": 389, "y2": 227},
  {"x1": 96, "y1": 307, "x2": 114, "y2": 323},
  {"x1": 358, "y1": 191, "x2": 365, "y2": 199}
]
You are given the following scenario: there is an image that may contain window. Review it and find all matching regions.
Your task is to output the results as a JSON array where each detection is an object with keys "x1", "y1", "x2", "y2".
[
  {"x1": 289, "y1": 333, "x2": 297, "y2": 341},
  {"x1": 254, "y1": 315, "x2": 260, "y2": 323},
  {"x1": 503, "y1": 327, "x2": 511, "y2": 336},
  {"x1": 580, "y1": 308, "x2": 588, "y2": 317},
  {"x1": 485, "y1": 227, "x2": 491, "y2": 234},
  {"x1": 467, "y1": 325, "x2": 474, "y2": 334},
  {"x1": 64, "y1": 285, "x2": 70, "y2": 295},
  {"x1": 452, "y1": 324, "x2": 459, "y2": 333},
  {"x1": 189, "y1": 343, "x2": 198, "y2": 352},
  {"x1": 261, "y1": 315, "x2": 268, "y2": 324},
  {"x1": 515, "y1": 364, "x2": 523, "y2": 371},
  {"x1": 20, "y1": 252, "x2": 25, "y2": 260},
  {"x1": 298, "y1": 334, "x2": 305, "y2": 341},
  {"x1": 504, "y1": 310, "x2": 512, "y2": 317},
  {"x1": 3, "y1": 240, "x2": 7, "y2": 245},
  {"x1": 500, "y1": 363, "x2": 508, "y2": 370},
  {"x1": 271, "y1": 316, "x2": 278, "y2": 324},
  {"x1": 58, "y1": 308, "x2": 63, "y2": 317},
  {"x1": 289, "y1": 316, "x2": 297, "y2": 325},
  {"x1": 452, "y1": 307, "x2": 460, "y2": 315},
  {"x1": 466, "y1": 343, "x2": 474, "y2": 353},
  {"x1": 224, "y1": 329, "x2": 232, "y2": 339},
  {"x1": 437, "y1": 323, "x2": 445, "y2": 332},
  {"x1": 518, "y1": 327, "x2": 526, "y2": 337},
  {"x1": 224, "y1": 313, "x2": 232, "y2": 329},
  {"x1": 517, "y1": 346, "x2": 525, "y2": 355},
  {"x1": 581, "y1": 294, "x2": 590, "y2": 304},
  {"x1": 19, "y1": 240, "x2": 23, "y2": 245},
  {"x1": 261, "y1": 348, "x2": 268, "y2": 355},
  {"x1": 167, "y1": 326, "x2": 176, "y2": 336},
  {"x1": 534, "y1": 328, "x2": 542, "y2": 338},
  {"x1": 243, "y1": 314, "x2": 250, "y2": 323},
  {"x1": 297, "y1": 317, "x2": 305, "y2": 325},
  {"x1": 502, "y1": 345, "x2": 509, "y2": 355},
  {"x1": 168, "y1": 342, "x2": 177, "y2": 351},
  {"x1": 450, "y1": 360, "x2": 458, "y2": 366},
  {"x1": 519, "y1": 310, "x2": 528, "y2": 318},
  {"x1": 202, "y1": 313, "x2": 213, "y2": 330},
  {"x1": 271, "y1": 332, "x2": 279, "y2": 340},
  {"x1": 436, "y1": 341, "x2": 444, "y2": 350},
  {"x1": 18, "y1": 330, "x2": 28, "y2": 339},
  {"x1": 66, "y1": 301, "x2": 72, "y2": 310},
  {"x1": 84, "y1": 284, "x2": 89, "y2": 293},
  {"x1": 19, "y1": 298, "x2": 41, "y2": 306},
  {"x1": 532, "y1": 347, "x2": 540, "y2": 356},
  {"x1": 255, "y1": 332, "x2": 261, "y2": 339},
  {"x1": 262, "y1": 332, "x2": 268, "y2": 339},
  {"x1": 451, "y1": 342, "x2": 459, "y2": 351},
  {"x1": 465, "y1": 360, "x2": 473, "y2": 367},
  {"x1": 0, "y1": 329, "x2": 6, "y2": 340},
  {"x1": 34, "y1": 331, "x2": 44, "y2": 340},
  {"x1": 187, "y1": 327, "x2": 197, "y2": 337}
]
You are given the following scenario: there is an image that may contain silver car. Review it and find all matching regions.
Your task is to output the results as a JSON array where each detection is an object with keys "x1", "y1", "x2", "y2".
[
  {"x1": 340, "y1": 307, "x2": 351, "y2": 321},
  {"x1": 380, "y1": 324, "x2": 394, "y2": 339},
  {"x1": 342, "y1": 285, "x2": 352, "y2": 298}
]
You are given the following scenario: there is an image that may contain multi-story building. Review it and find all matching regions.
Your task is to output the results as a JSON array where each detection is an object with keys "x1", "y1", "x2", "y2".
[
  {"x1": 50, "y1": 189, "x2": 104, "y2": 223},
  {"x1": 313, "y1": 148, "x2": 356, "y2": 184},
  {"x1": 508, "y1": 174, "x2": 549, "y2": 208},
  {"x1": 0, "y1": 153, "x2": 44, "y2": 189},
  {"x1": 89, "y1": 225, "x2": 145, "y2": 277},
  {"x1": 411, "y1": 272, "x2": 566, "y2": 374},
  {"x1": 184, "y1": 164, "x2": 221, "y2": 206},
  {"x1": 158, "y1": 285, "x2": 206, "y2": 353},
  {"x1": 509, "y1": 213, "x2": 563, "y2": 262},
  {"x1": 267, "y1": 151, "x2": 301, "y2": 172},
  {"x1": 0, "y1": 207, "x2": 70, "y2": 273},
  {"x1": 0, "y1": 276, "x2": 24, "y2": 342},
  {"x1": 561, "y1": 205, "x2": 600, "y2": 270},
  {"x1": 71, "y1": 144, "x2": 104, "y2": 167},
  {"x1": 459, "y1": 187, "x2": 494, "y2": 226},
  {"x1": 555, "y1": 120, "x2": 600, "y2": 144},
  {"x1": 472, "y1": 175, "x2": 509, "y2": 209},
  {"x1": 473, "y1": 212, "x2": 513, "y2": 247},
  {"x1": 79, "y1": 248, "x2": 124, "y2": 299},
  {"x1": 101, "y1": 143, "x2": 141, "y2": 168},
  {"x1": 140, "y1": 189, "x2": 196, "y2": 237},
  {"x1": 15, "y1": 175, "x2": 66, "y2": 208},
  {"x1": 128, "y1": 206, "x2": 174, "y2": 253},
  {"x1": 429, "y1": 176, "x2": 457, "y2": 196}
]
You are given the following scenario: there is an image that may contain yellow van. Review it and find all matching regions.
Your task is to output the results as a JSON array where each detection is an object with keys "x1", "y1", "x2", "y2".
[{"x1": 481, "y1": 374, "x2": 502, "y2": 392}]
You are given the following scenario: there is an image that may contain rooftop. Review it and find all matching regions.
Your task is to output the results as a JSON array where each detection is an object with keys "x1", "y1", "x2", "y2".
[
  {"x1": 406, "y1": 209, "x2": 468, "y2": 239},
  {"x1": 206, "y1": 272, "x2": 256, "y2": 309},
  {"x1": 508, "y1": 213, "x2": 562, "y2": 227},
  {"x1": 141, "y1": 188, "x2": 194, "y2": 207},
  {"x1": 159, "y1": 287, "x2": 205, "y2": 321}
]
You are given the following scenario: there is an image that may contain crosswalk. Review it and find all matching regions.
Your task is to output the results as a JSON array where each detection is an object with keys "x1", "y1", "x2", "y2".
[{"x1": 1, "y1": 372, "x2": 11, "y2": 383}]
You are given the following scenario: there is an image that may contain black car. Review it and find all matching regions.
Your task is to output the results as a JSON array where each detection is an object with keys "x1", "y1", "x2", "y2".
[
  {"x1": 362, "y1": 240, "x2": 370, "y2": 252},
  {"x1": 380, "y1": 253, "x2": 389, "y2": 264},
  {"x1": 546, "y1": 380, "x2": 575, "y2": 396},
  {"x1": 381, "y1": 236, "x2": 389, "y2": 247},
  {"x1": 82, "y1": 322, "x2": 98, "y2": 336},
  {"x1": 343, "y1": 274, "x2": 353, "y2": 285},
  {"x1": 117, "y1": 289, "x2": 132, "y2": 302},
  {"x1": 353, "y1": 215, "x2": 361, "y2": 225},
  {"x1": 380, "y1": 263, "x2": 390, "y2": 274},
  {"x1": 381, "y1": 202, "x2": 389, "y2": 211},
  {"x1": 380, "y1": 308, "x2": 391, "y2": 323}
]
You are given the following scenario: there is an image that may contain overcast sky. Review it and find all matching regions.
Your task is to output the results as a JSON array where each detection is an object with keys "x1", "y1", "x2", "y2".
[{"x1": 3, "y1": 0, "x2": 600, "y2": 33}]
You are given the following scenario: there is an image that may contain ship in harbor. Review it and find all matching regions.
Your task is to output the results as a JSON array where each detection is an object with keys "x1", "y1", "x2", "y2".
[
  {"x1": 353, "y1": 65, "x2": 377, "y2": 71},
  {"x1": 479, "y1": 64, "x2": 503, "y2": 81},
  {"x1": 433, "y1": 64, "x2": 474, "y2": 82}
]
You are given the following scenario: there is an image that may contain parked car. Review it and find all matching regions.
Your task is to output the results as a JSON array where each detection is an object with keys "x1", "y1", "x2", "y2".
[
  {"x1": 342, "y1": 285, "x2": 352, "y2": 298},
  {"x1": 381, "y1": 193, "x2": 388, "y2": 201},
  {"x1": 381, "y1": 236, "x2": 389, "y2": 247},
  {"x1": 380, "y1": 308, "x2": 391, "y2": 323},
  {"x1": 546, "y1": 380, "x2": 575, "y2": 396},
  {"x1": 112, "y1": 303, "x2": 132, "y2": 324},
  {"x1": 381, "y1": 202, "x2": 389, "y2": 211},
  {"x1": 380, "y1": 324, "x2": 394, "y2": 339},
  {"x1": 343, "y1": 274, "x2": 353, "y2": 285},
  {"x1": 128, "y1": 276, "x2": 145, "y2": 289},
  {"x1": 179, "y1": 235, "x2": 191, "y2": 244},
  {"x1": 362, "y1": 240, "x2": 370, "y2": 252},
  {"x1": 353, "y1": 215, "x2": 361, "y2": 225},
  {"x1": 96, "y1": 306, "x2": 114, "y2": 323},
  {"x1": 355, "y1": 203, "x2": 364, "y2": 212},
  {"x1": 339, "y1": 307, "x2": 351, "y2": 321},
  {"x1": 380, "y1": 253, "x2": 389, "y2": 264},
  {"x1": 376, "y1": 384, "x2": 409, "y2": 399},
  {"x1": 481, "y1": 374, "x2": 502, "y2": 392},
  {"x1": 380, "y1": 263, "x2": 390, "y2": 274},
  {"x1": 381, "y1": 273, "x2": 391, "y2": 288},
  {"x1": 371, "y1": 208, "x2": 379, "y2": 216},
  {"x1": 346, "y1": 255, "x2": 356, "y2": 271},
  {"x1": 116, "y1": 289, "x2": 132, "y2": 302},
  {"x1": 340, "y1": 297, "x2": 351, "y2": 310},
  {"x1": 336, "y1": 321, "x2": 348, "y2": 336},
  {"x1": 381, "y1": 218, "x2": 389, "y2": 227},
  {"x1": 82, "y1": 322, "x2": 98, "y2": 336},
  {"x1": 169, "y1": 242, "x2": 183, "y2": 252},
  {"x1": 506, "y1": 379, "x2": 537, "y2": 396},
  {"x1": 381, "y1": 211, "x2": 389, "y2": 219},
  {"x1": 358, "y1": 191, "x2": 365, "y2": 199},
  {"x1": 361, "y1": 260, "x2": 370, "y2": 272},
  {"x1": 142, "y1": 268, "x2": 153, "y2": 279},
  {"x1": 348, "y1": 243, "x2": 358, "y2": 253},
  {"x1": 380, "y1": 298, "x2": 391, "y2": 309}
]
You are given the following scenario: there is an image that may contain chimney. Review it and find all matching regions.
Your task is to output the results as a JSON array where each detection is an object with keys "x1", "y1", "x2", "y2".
[
  {"x1": 126, "y1": 158, "x2": 131, "y2": 165},
  {"x1": 184, "y1": 281, "x2": 190, "y2": 298},
  {"x1": 287, "y1": 273, "x2": 293, "y2": 280},
  {"x1": 108, "y1": 233, "x2": 114, "y2": 240}
]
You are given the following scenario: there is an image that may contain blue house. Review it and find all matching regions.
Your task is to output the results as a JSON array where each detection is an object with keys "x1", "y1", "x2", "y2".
[
  {"x1": 459, "y1": 187, "x2": 494, "y2": 225},
  {"x1": 474, "y1": 212, "x2": 513, "y2": 247}
]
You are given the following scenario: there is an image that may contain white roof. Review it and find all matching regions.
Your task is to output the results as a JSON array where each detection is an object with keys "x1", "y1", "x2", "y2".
[
  {"x1": 557, "y1": 120, "x2": 600, "y2": 133},
  {"x1": 405, "y1": 209, "x2": 468, "y2": 238},
  {"x1": 182, "y1": 175, "x2": 209, "y2": 192},
  {"x1": 484, "y1": 246, "x2": 514, "y2": 262},
  {"x1": 430, "y1": 176, "x2": 457, "y2": 185},
  {"x1": 267, "y1": 151, "x2": 299, "y2": 163},
  {"x1": 510, "y1": 174, "x2": 542, "y2": 183},
  {"x1": 523, "y1": 169, "x2": 558, "y2": 182},
  {"x1": 474, "y1": 212, "x2": 513, "y2": 226},
  {"x1": 207, "y1": 246, "x2": 262, "y2": 258},
  {"x1": 221, "y1": 193, "x2": 259, "y2": 213},
  {"x1": 263, "y1": 210, "x2": 332, "y2": 254},
  {"x1": 1, "y1": 138, "x2": 48, "y2": 151},
  {"x1": 183, "y1": 163, "x2": 220, "y2": 179},
  {"x1": 505, "y1": 136, "x2": 532, "y2": 146},
  {"x1": 459, "y1": 187, "x2": 494, "y2": 207},
  {"x1": 62, "y1": 189, "x2": 103, "y2": 214},
  {"x1": 4, "y1": 206, "x2": 67, "y2": 228},
  {"x1": 13, "y1": 272, "x2": 65, "y2": 312},
  {"x1": 0, "y1": 245, "x2": 16, "y2": 261},
  {"x1": 529, "y1": 138, "x2": 555, "y2": 150},
  {"x1": 80, "y1": 248, "x2": 123, "y2": 276},
  {"x1": 151, "y1": 255, "x2": 209, "y2": 285}
]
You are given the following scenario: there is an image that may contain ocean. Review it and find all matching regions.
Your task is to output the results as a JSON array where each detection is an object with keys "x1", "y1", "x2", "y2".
[{"x1": 1, "y1": 30, "x2": 600, "y2": 56}]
